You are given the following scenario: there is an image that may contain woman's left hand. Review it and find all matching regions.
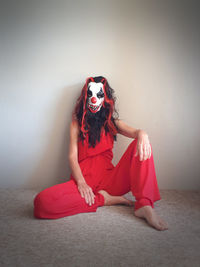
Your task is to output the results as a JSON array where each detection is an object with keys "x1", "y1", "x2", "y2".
[{"x1": 135, "y1": 130, "x2": 151, "y2": 161}]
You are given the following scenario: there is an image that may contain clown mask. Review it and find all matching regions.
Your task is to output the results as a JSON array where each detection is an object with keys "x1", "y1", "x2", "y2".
[{"x1": 87, "y1": 82, "x2": 105, "y2": 113}]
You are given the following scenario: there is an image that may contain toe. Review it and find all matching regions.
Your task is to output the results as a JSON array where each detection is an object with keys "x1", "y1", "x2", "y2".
[
  {"x1": 150, "y1": 221, "x2": 162, "y2": 231},
  {"x1": 159, "y1": 222, "x2": 168, "y2": 231},
  {"x1": 148, "y1": 218, "x2": 165, "y2": 231},
  {"x1": 159, "y1": 219, "x2": 169, "y2": 230},
  {"x1": 157, "y1": 223, "x2": 165, "y2": 231}
]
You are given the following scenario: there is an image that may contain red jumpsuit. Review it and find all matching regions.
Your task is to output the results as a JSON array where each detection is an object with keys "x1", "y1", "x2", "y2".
[{"x1": 34, "y1": 128, "x2": 161, "y2": 219}]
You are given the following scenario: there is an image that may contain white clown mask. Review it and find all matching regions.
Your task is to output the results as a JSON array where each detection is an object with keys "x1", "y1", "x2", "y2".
[{"x1": 87, "y1": 82, "x2": 105, "y2": 113}]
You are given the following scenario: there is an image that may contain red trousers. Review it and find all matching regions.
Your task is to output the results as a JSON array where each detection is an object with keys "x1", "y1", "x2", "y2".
[{"x1": 34, "y1": 139, "x2": 161, "y2": 219}]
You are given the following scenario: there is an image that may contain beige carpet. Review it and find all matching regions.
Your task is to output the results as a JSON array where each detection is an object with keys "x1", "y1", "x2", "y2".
[{"x1": 0, "y1": 188, "x2": 200, "y2": 267}]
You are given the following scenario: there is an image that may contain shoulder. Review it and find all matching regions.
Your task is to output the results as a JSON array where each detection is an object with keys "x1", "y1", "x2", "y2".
[{"x1": 114, "y1": 118, "x2": 121, "y2": 124}]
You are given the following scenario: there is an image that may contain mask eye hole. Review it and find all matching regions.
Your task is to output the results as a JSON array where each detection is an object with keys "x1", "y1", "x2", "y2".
[
  {"x1": 97, "y1": 88, "x2": 104, "y2": 99},
  {"x1": 97, "y1": 93, "x2": 104, "y2": 99},
  {"x1": 87, "y1": 89, "x2": 92, "y2": 98}
]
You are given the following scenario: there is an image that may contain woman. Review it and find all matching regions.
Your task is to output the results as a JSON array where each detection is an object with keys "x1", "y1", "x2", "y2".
[{"x1": 34, "y1": 76, "x2": 168, "y2": 231}]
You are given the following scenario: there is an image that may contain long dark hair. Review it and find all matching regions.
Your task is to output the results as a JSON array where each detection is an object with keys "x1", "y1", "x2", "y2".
[{"x1": 72, "y1": 76, "x2": 119, "y2": 147}]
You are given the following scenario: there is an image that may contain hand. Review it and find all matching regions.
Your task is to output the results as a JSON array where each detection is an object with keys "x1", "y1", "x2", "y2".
[
  {"x1": 77, "y1": 181, "x2": 95, "y2": 206},
  {"x1": 135, "y1": 130, "x2": 151, "y2": 161}
]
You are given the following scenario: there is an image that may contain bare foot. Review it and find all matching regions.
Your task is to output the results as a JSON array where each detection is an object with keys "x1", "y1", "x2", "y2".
[
  {"x1": 134, "y1": 205, "x2": 169, "y2": 231},
  {"x1": 98, "y1": 190, "x2": 134, "y2": 206}
]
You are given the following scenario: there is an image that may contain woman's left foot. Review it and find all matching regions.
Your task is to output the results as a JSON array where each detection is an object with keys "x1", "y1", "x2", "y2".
[
  {"x1": 98, "y1": 190, "x2": 134, "y2": 206},
  {"x1": 134, "y1": 205, "x2": 169, "y2": 231}
]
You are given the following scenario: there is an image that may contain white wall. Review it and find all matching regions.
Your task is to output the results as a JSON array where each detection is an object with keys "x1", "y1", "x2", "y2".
[{"x1": 0, "y1": 0, "x2": 200, "y2": 190}]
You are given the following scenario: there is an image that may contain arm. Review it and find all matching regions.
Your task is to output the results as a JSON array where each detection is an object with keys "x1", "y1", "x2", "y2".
[
  {"x1": 114, "y1": 119, "x2": 151, "y2": 161},
  {"x1": 114, "y1": 119, "x2": 140, "y2": 139},
  {"x1": 68, "y1": 119, "x2": 95, "y2": 206},
  {"x1": 68, "y1": 119, "x2": 86, "y2": 185}
]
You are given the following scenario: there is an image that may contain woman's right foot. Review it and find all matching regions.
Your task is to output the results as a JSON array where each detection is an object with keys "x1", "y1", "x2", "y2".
[{"x1": 98, "y1": 190, "x2": 134, "y2": 206}]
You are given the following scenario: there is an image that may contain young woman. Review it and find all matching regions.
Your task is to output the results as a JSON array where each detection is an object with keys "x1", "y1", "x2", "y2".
[{"x1": 34, "y1": 76, "x2": 168, "y2": 231}]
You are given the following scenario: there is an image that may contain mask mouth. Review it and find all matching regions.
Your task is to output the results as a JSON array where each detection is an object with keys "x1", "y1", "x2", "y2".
[{"x1": 88, "y1": 103, "x2": 102, "y2": 112}]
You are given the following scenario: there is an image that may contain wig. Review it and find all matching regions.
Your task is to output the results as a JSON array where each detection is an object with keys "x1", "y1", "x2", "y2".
[{"x1": 72, "y1": 76, "x2": 119, "y2": 147}]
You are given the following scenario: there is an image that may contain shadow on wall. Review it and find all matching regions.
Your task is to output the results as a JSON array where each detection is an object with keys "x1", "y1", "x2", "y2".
[{"x1": 27, "y1": 83, "x2": 82, "y2": 190}]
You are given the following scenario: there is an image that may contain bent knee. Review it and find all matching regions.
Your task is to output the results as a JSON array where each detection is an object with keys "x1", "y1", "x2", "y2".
[
  {"x1": 129, "y1": 138, "x2": 137, "y2": 151},
  {"x1": 33, "y1": 192, "x2": 50, "y2": 218},
  {"x1": 131, "y1": 139, "x2": 137, "y2": 145}
]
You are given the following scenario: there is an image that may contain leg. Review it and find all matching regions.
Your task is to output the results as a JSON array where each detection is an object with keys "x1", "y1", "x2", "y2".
[
  {"x1": 97, "y1": 139, "x2": 168, "y2": 230},
  {"x1": 98, "y1": 139, "x2": 161, "y2": 210},
  {"x1": 97, "y1": 190, "x2": 134, "y2": 206},
  {"x1": 33, "y1": 179, "x2": 104, "y2": 219}
]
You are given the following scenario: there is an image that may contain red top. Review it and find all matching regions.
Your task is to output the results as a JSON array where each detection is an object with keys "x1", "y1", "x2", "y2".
[{"x1": 78, "y1": 128, "x2": 114, "y2": 162}]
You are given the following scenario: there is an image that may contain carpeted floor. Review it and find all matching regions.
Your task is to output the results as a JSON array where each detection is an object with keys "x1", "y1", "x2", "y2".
[{"x1": 0, "y1": 188, "x2": 200, "y2": 267}]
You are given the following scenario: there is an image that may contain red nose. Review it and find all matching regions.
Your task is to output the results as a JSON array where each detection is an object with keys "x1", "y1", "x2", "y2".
[{"x1": 91, "y1": 97, "x2": 97, "y2": 104}]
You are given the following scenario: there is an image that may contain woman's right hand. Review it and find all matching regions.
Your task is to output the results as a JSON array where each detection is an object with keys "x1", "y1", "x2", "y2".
[{"x1": 77, "y1": 181, "x2": 95, "y2": 206}]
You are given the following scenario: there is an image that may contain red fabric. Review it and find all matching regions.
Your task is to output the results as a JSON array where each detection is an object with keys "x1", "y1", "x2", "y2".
[{"x1": 34, "y1": 129, "x2": 161, "y2": 219}]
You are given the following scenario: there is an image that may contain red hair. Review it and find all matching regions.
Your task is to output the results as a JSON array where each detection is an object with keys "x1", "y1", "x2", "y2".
[{"x1": 101, "y1": 77, "x2": 117, "y2": 136}]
